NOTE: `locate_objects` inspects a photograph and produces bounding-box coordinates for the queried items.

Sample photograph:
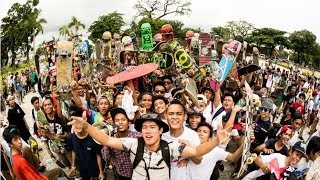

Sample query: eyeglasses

[155,90,165,94]
[260,108,270,112]
[141,113,159,119]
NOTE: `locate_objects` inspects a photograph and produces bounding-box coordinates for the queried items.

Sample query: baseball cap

[110,107,130,121]
[197,94,208,104]
[260,99,273,110]
[292,141,308,158]
[312,90,318,96]
[276,125,292,137]
[135,113,169,133]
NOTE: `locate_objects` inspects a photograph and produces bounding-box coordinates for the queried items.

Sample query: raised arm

[226,144,243,162]
[213,89,221,108]
[70,81,87,111]
[224,105,241,132]
[69,112,123,150]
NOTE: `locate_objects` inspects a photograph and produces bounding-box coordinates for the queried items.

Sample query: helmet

[161,24,173,35]
[153,33,162,42]
[186,31,195,39]
[113,33,121,39]
[102,31,112,40]
[122,36,132,46]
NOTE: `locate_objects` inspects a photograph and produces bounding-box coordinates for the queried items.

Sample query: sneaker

[55,160,66,168]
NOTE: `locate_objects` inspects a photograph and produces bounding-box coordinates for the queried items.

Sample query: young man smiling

[68,110,230,180]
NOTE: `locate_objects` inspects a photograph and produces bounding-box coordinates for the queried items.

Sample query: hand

[138,107,147,116]
[177,159,189,167]
[216,124,231,144]
[68,111,88,133]
[232,105,242,113]
[261,163,271,174]
[179,140,191,146]
[69,166,76,176]
[70,80,78,91]
[99,172,105,180]
[263,148,274,154]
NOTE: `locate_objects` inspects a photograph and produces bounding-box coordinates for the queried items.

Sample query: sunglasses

[260,108,270,112]
[141,113,159,119]
[155,90,165,94]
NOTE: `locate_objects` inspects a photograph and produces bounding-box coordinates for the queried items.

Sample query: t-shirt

[120,138,184,180]
[188,147,228,180]
[12,153,48,180]
[46,114,68,136]
[29,72,37,83]
[162,126,200,180]
[67,134,101,177]
[264,138,289,156]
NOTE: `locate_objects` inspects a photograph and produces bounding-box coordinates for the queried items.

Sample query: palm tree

[68,16,85,34]
[59,25,70,40]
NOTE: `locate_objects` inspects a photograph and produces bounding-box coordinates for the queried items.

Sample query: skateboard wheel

[246,157,254,164]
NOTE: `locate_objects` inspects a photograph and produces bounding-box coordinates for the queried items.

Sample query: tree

[134,0,191,20]
[289,29,317,64]
[88,12,125,42]
[225,20,254,39]
[249,28,289,57]
[59,25,71,40]
[211,26,231,40]
[68,16,85,34]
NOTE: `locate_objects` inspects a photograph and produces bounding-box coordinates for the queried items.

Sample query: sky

[1,0,320,47]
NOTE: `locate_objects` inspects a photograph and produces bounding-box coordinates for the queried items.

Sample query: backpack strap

[132,137,145,170]
[211,106,224,124]
[159,140,170,174]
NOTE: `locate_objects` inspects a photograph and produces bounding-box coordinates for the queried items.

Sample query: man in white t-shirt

[162,101,202,180]
[187,122,243,180]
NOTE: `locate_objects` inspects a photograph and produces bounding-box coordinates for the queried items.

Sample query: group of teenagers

[1,59,320,180]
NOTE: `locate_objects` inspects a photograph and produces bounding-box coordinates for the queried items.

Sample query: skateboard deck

[130,32,139,50]
[92,121,117,144]
[152,41,166,51]
[77,41,91,79]
[141,23,153,51]
[37,111,65,153]
[119,50,174,69]
[184,78,199,108]
[28,136,39,159]
[106,63,159,84]
[56,41,73,97]
[237,81,259,178]
[238,64,260,76]
[199,33,212,65]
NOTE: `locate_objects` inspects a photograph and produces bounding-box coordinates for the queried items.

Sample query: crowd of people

[1,46,320,180]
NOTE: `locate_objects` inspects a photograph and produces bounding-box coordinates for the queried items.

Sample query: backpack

[132,137,171,179]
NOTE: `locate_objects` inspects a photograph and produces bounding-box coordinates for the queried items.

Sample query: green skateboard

[28,136,39,159]
[141,23,153,51]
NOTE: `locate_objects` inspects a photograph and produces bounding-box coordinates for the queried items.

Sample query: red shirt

[12,153,48,180]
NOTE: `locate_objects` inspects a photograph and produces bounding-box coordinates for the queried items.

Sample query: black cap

[110,107,130,121]
[292,141,308,158]
[201,87,214,94]
[135,113,169,133]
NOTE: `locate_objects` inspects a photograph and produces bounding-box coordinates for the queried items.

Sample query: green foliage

[68,16,85,34]
[248,28,289,56]
[88,12,125,42]
[211,26,231,40]
[59,25,71,40]
[225,20,254,38]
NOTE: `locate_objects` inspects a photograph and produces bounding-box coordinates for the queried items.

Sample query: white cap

[197,94,207,104]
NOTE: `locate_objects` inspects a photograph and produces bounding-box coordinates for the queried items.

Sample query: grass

[0,61,36,94]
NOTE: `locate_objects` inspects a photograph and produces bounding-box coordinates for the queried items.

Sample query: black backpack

[132,137,171,179]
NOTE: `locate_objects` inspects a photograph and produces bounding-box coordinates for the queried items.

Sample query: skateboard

[28,136,39,159]
[37,111,65,153]
[161,24,174,41]
[106,63,159,84]
[167,39,206,81]
[198,33,212,65]
[100,84,116,107]
[185,30,195,53]
[183,78,199,108]
[237,64,261,76]
[209,40,241,91]
[130,32,139,50]
[141,23,154,51]
[122,36,135,50]
[101,31,112,61]
[35,55,40,74]
[252,47,259,65]
[237,81,260,178]
[77,40,92,79]
[216,41,224,61]
[152,41,166,51]
[119,50,174,69]
[92,121,117,144]
[56,41,73,99]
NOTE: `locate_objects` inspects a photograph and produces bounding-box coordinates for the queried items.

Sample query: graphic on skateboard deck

[199,33,212,65]
[37,111,65,153]
[77,40,91,79]
[119,50,174,69]
[209,40,242,90]
[56,41,73,97]
[237,81,260,178]
[184,78,200,108]
[237,64,261,76]
[92,121,117,144]
[101,31,112,61]
[106,63,159,84]
[141,23,154,51]
[28,136,39,159]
